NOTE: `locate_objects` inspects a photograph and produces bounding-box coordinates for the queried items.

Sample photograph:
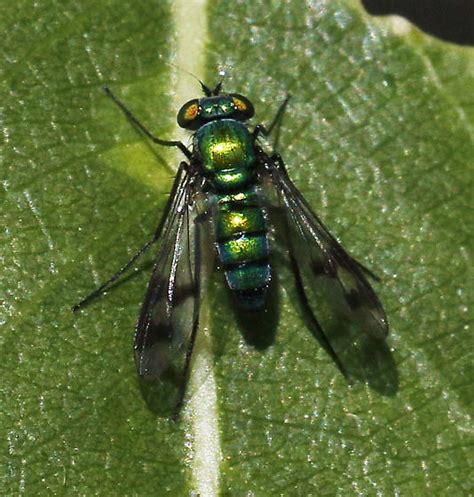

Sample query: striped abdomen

[214,189,270,310]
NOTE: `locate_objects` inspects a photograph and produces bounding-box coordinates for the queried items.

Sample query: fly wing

[134,171,200,382]
[262,153,388,340]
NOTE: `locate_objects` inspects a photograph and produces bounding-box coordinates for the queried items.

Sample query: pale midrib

[171,1,221,496]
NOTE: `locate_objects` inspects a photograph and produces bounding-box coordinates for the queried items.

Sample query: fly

[73,82,388,417]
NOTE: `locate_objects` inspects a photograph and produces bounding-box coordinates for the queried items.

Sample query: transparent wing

[134,170,201,383]
[262,153,388,340]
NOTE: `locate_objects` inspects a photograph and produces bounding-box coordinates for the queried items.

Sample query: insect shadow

[273,213,399,397]
[301,299,399,396]
[137,280,280,418]
[138,367,186,418]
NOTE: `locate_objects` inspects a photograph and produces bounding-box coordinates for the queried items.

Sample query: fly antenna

[199,81,213,96]
[166,61,213,95]
[212,80,223,95]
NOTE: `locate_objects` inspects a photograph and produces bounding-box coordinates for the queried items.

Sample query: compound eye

[231,94,254,119]
[177,99,200,128]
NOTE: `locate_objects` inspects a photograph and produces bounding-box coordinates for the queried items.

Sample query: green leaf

[2,0,472,495]
[206,2,473,495]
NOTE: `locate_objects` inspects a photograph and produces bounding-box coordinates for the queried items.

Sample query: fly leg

[288,245,351,381]
[72,162,189,312]
[103,86,193,160]
[253,94,291,152]
[73,238,157,312]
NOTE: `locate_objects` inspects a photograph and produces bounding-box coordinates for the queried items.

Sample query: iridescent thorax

[194,120,255,190]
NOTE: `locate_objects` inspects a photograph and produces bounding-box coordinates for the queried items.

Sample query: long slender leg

[172,212,203,421]
[103,86,193,160]
[253,95,291,152]
[72,162,189,312]
[275,179,349,380]
[288,247,350,380]
[72,238,157,312]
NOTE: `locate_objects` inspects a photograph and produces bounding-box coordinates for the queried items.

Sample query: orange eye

[177,98,201,129]
[184,103,199,121]
[230,94,254,120]
[232,97,247,112]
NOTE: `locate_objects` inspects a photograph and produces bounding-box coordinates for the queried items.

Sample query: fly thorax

[194,119,256,191]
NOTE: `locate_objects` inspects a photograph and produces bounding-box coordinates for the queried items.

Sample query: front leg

[104,86,193,160]
[72,162,190,312]
[252,95,291,152]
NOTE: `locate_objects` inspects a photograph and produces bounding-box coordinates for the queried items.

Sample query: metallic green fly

[73,82,388,416]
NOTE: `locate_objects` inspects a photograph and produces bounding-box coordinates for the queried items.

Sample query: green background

[2,0,472,495]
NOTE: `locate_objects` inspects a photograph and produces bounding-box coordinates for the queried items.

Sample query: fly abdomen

[214,201,271,310]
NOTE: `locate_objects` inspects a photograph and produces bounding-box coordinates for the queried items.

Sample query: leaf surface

[2,0,472,495]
